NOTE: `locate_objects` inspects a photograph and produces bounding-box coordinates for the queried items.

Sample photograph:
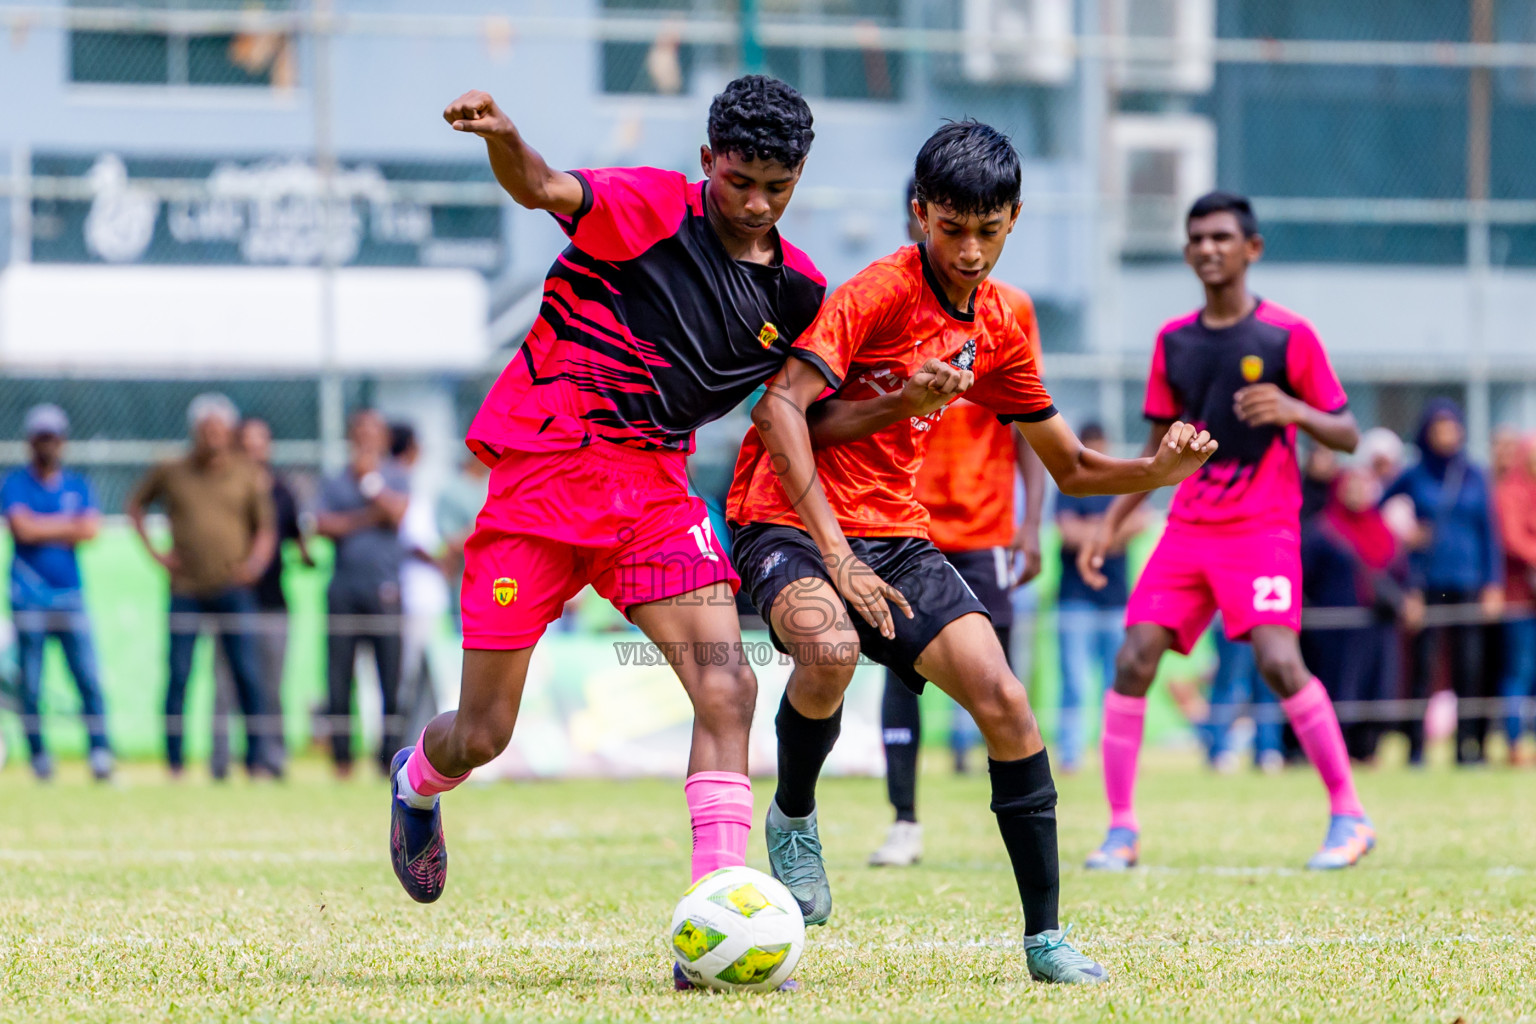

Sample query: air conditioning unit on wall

[1108,113,1215,255]
[1107,0,1215,93]
[961,0,1074,85]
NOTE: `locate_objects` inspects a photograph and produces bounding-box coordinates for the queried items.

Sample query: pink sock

[1282,678,1365,818]
[1101,691,1146,832]
[684,771,753,883]
[405,730,469,797]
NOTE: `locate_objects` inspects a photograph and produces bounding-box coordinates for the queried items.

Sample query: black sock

[989,749,1060,935]
[774,690,842,819]
[881,672,920,823]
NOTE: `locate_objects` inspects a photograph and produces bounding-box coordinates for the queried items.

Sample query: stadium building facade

[0,0,1534,505]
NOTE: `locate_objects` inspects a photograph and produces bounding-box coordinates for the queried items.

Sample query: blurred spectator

[315,410,409,777]
[1200,625,1282,773]
[1301,463,1409,763]
[1493,433,1536,765]
[209,418,313,778]
[1383,399,1504,766]
[1053,422,1146,772]
[1,405,112,782]
[1492,426,1523,480]
[127,393,280,779]
[1300,444,1340,520]
[436,452,490,631]
[390,423,450,740]
[1358,427,1415,540]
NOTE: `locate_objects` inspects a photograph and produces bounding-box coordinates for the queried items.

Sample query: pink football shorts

[460,442,738,650]
[1125,520,1303,655]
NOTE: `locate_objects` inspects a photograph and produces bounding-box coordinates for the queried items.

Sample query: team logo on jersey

[1240,354,1264,382]
[757,322,780,349]
[493,577,518,606]
[948,338,977,372]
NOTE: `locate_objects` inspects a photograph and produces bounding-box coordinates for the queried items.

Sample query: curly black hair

[913,119,1021,218]
[707,75,814,169]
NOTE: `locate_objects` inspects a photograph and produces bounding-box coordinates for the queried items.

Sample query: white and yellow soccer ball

[670,865,805,992]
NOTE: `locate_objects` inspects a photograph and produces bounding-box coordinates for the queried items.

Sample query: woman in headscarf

[1381,399,1504,765]
[1493,434,1536,765]
[1300,463,1409,762]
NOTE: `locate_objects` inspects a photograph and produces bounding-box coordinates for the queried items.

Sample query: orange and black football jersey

[727,245,1056,538]
[917,282,1042,552]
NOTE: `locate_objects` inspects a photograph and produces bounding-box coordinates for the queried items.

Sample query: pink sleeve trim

[780,236,827,287]
[562,166,689,263]
[1260,301,1350,413]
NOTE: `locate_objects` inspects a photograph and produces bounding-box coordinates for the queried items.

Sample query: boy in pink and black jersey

[389,78,828,910]
[389,76,825,911]
[1077,191,1375,872]
[384,77,970,995]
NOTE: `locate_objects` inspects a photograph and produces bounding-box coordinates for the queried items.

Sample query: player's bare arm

[444,90,585,215]
[805,358,972,447]
[1018,414,1214,500]
[1233,383,1360,452]
[752,357,914,638]
[1012,431,1046,584]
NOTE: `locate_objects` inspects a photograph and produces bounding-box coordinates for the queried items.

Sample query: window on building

[68,0,297,89]
[599,0,905,101]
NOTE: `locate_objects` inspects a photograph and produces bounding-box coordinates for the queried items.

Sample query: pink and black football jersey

[466,167,826,461]
[1144,299,1347,528]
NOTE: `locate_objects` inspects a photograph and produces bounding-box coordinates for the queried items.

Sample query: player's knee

[454,717,513,768]
[968,673,1038,745]
[1113,641,1158,695]
[692,662,757,735]
[789,640,858,707]
[1253,646,1308,698]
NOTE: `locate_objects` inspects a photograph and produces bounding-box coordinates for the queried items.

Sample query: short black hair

[1079,421,1106,443]
[1187,190,1259,238]
[707,75,814,169]
[912,119,1021,218]
[388,422,417,459]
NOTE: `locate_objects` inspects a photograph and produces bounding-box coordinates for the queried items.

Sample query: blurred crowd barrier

[7,2,1536,774]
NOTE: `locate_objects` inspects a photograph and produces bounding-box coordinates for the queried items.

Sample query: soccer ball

[669,866,805,992]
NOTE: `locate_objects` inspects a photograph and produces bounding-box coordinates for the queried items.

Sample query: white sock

[395,764,437,810]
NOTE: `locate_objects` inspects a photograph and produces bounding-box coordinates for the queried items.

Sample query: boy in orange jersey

[727,120,1217,983]
[868,180,1049,868]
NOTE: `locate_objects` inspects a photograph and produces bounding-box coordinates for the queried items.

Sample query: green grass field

[4,754,1532,1024]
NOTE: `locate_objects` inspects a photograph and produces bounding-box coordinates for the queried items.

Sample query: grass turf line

[2,756,1533,1023]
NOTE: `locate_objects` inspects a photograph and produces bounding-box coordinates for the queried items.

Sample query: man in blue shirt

[1,404,112,781]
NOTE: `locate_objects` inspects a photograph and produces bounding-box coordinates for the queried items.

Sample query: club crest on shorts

[1240,354,1264,382]
[757,322,780,349]
[948,338,976,372]
[761,550,785,574]
[493,577,518,606]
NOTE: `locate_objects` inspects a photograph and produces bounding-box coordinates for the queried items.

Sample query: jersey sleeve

[1285,319,1349,413]
[0,472,19,513]
[997,283,1044,368]
[965,304,1058,423]
[1143,330,1180,420]
[789,263,909,389]
[551,167,689,263]
[778,238,829,342]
